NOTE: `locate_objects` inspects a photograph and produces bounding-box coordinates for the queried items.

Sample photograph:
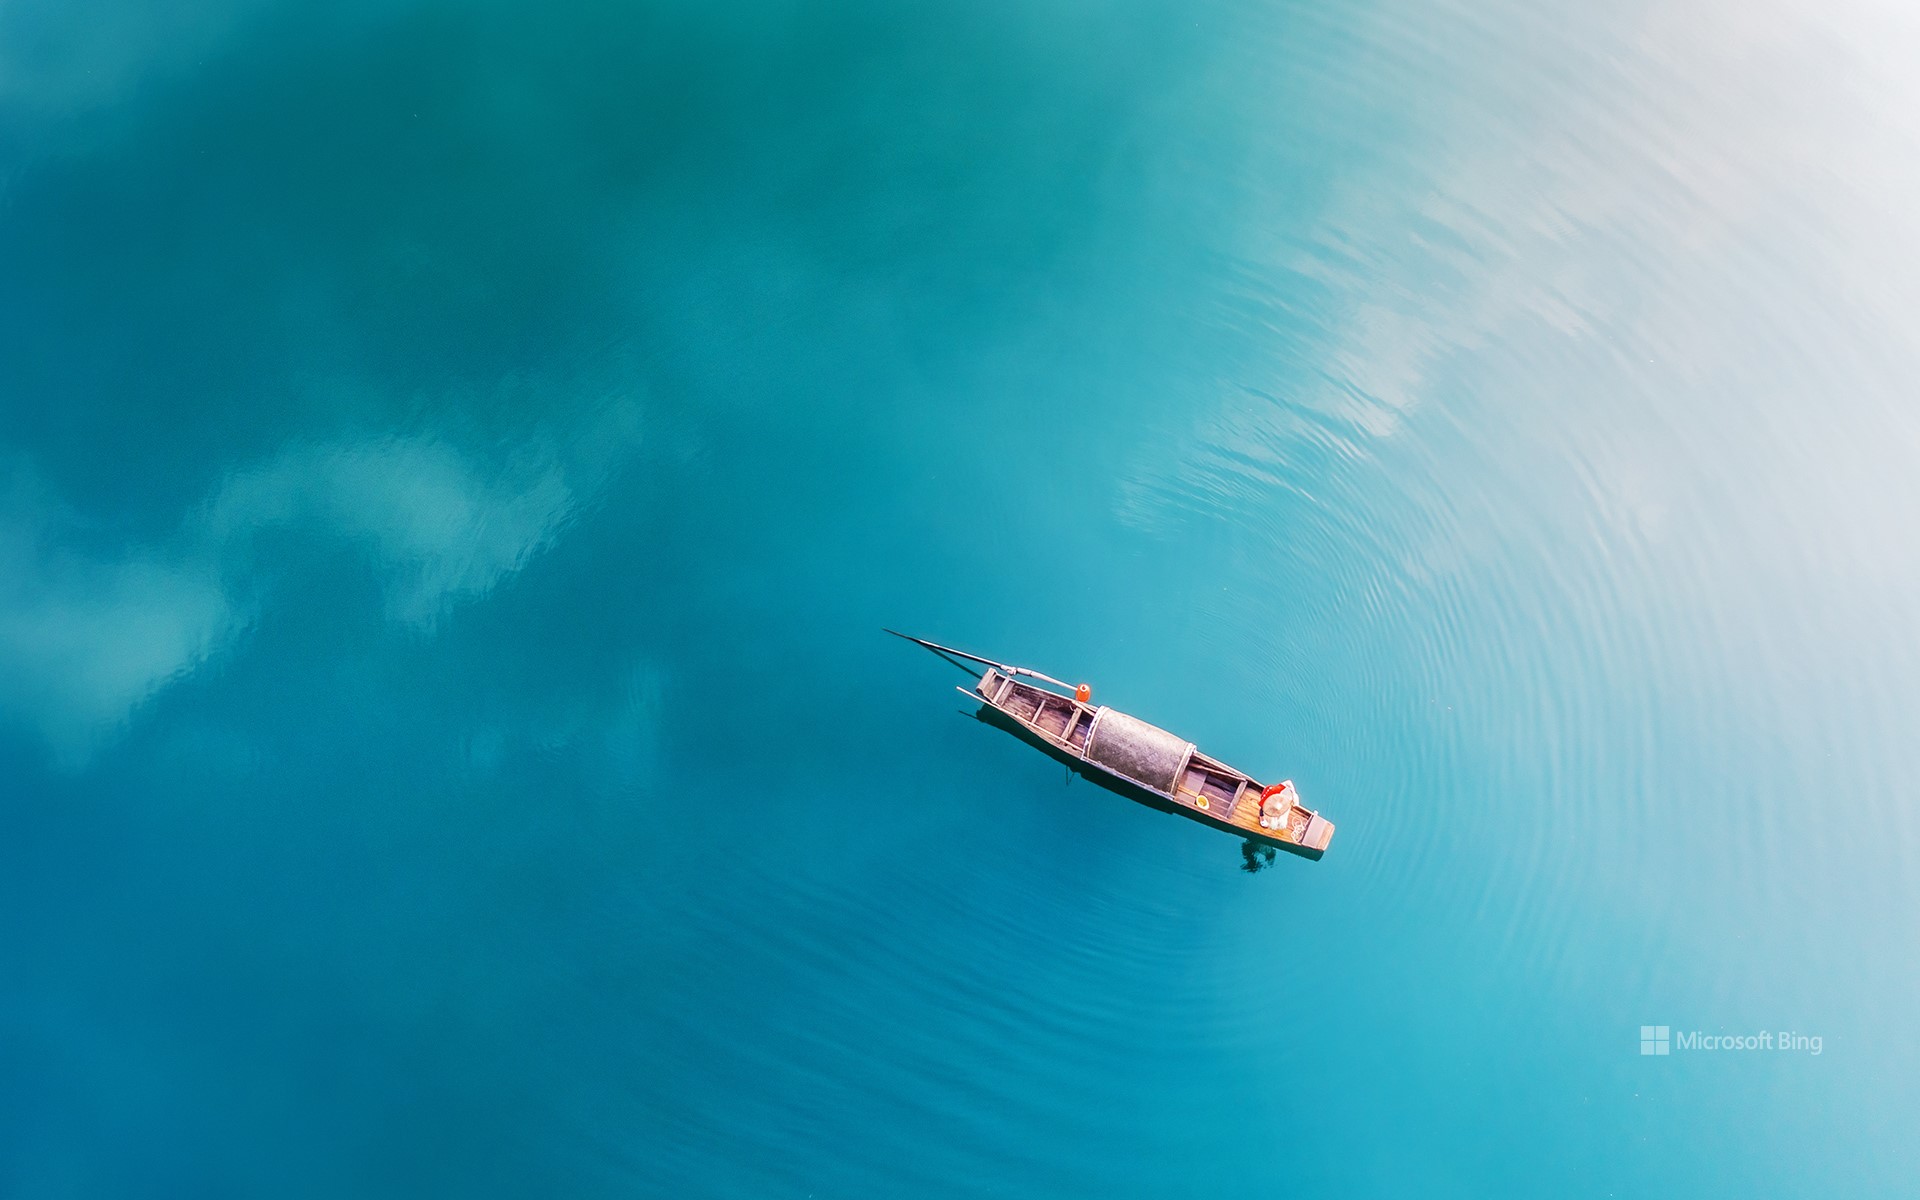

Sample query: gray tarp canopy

[1084,708,1193,794]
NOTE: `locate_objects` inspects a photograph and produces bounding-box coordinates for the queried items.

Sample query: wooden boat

[890,632,1334,859]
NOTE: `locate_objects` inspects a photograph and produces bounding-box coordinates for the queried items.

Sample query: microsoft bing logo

[1636,1024,1822,1055]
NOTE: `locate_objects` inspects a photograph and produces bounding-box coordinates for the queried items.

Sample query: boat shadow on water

[1239,841,1280,873]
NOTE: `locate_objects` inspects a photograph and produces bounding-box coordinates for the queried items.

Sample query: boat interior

[987,673,1286,813]
[1179,755,1246,811]
[968,660,1332,856]
[999,679,1095,751]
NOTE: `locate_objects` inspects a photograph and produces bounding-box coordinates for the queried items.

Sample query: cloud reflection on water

[0,420,629,763]
[0,482,239,765]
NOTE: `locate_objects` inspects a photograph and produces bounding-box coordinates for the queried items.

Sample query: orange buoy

[1074,683,1091,703]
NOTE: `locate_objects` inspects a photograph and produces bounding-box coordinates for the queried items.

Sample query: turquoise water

[4,0,1919,1194]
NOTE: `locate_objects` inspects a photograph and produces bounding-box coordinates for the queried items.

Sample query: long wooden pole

[883,630,1077,692]
[883,629,1002,668]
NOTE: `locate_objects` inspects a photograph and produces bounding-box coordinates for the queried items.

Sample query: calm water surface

[3,0,1918,1195]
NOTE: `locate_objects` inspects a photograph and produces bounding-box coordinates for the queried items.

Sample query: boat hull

[977,702,1328,859]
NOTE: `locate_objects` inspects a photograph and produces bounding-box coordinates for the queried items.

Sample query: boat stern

[1298,811,1335,855]
[1255,780,1335,859]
